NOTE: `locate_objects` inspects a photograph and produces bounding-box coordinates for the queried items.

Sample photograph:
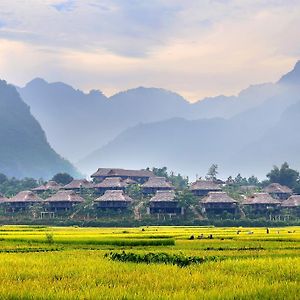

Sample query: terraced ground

[0,226,299,299]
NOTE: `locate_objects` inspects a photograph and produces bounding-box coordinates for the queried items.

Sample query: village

[0,167,299,223]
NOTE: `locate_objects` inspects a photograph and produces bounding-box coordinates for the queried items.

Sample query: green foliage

[267,162,299,189]
[149,167,188,189]
[0,176,40,197]
[125,184,142,199]
[45,232,54,244]
[52,173,73,185]
[105,251,221,267]
[175,189,197,208]
[206,164,218,180]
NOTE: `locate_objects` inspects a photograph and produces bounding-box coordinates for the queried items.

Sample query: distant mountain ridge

[0,80,79,179]
[78,61,300,178]
[17,60,300,177]
[18,76,282,163]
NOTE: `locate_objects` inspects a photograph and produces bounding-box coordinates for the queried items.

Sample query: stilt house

[91,168,154,183]
[148,190,183,215]
[45,190,85,211]
[200,192,237,215]
[32,180,62,193]
[94,190,133,211]
[142,176,174,195]
[4,191,43,212]
[190,180,222,197]
[263,183,293,200]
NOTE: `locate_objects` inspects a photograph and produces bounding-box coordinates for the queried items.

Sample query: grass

[0,225,298,299]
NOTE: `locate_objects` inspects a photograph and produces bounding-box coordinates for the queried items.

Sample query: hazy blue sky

[0,0,299,101]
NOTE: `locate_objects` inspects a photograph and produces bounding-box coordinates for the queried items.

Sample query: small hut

[32,180,62,193]
[4,191,43,212]
[44,190,85,212]
[263,183,293,200]
[148,190,183,215]
[142,177,174,195]
[63,179,93,192]
[200,192,238,215]
[91,168,154,183]
[190,180,222,197]
[94,190,133,211]
[242,193,280,217]
[94,177,126,194]
[281,195,300,217]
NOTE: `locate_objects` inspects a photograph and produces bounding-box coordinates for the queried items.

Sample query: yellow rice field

[0,226,299,299]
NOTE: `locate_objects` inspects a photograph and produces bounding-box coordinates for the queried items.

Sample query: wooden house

[32,180,62,193]
[4,191,43,212]
[94,190,133,211]
[242,193,280,216]
[200,192,238,215]
[148,190,183,215]
[44,190,84,212]
[190,180,222,197]
[91,168,154,183]
[142,176,174,195]
[263,183,293,200]
[281,195,300,217]
[63,179,94,192]
[94,177,127,194]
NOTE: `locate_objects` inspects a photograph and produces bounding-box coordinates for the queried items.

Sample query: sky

[0,0,299,101]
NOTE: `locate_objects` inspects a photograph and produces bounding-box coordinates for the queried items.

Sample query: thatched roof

[123,178,138,185]
[95,190,133,202]
[32,180,62,192]
[94,177,126,188]
[142,177,174,189]
[91,168,154,178]
[201,192,237,204]
[263,183,293,194]
[63,179,93,190]
[45,190,85,203]
[150,190,176,202]
[190,180,222,191]
[242,193,281,205]
[6,191,43,203]
[281,195,300,207]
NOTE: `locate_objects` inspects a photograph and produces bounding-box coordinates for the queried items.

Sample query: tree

[206,164,218,181]
[151,167,168,178]
[52,173,73,185]
[247,176,259,186]
[0,173,7,184]
[175,190,197,208]
[266,162,299,188]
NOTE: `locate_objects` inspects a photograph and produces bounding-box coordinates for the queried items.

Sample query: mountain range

[16,60,300,178]
[0,80,79,179]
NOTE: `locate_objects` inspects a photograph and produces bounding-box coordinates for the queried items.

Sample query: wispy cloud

[0,0,299,100]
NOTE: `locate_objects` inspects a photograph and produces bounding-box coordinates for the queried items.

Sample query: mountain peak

[25,77,48,87]
[278,60,300,85]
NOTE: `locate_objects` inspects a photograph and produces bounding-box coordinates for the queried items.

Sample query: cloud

[0,1,299,100]
[51,0,76,12]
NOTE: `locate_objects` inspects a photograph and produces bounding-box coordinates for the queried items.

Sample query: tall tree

[206,164,218,181]
[266,162,299,188]
[52,173,73,185]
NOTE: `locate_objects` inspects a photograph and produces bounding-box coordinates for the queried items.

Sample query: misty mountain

[79,61,300,178]
[0,80,78,179]
[18,82,193,161]
[17,70,288,163]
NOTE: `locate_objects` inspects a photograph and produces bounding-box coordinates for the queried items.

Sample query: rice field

[0,225,299,299]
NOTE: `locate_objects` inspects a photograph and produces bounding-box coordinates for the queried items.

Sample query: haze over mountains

[14,60,300,179]
[0,80,79,179]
